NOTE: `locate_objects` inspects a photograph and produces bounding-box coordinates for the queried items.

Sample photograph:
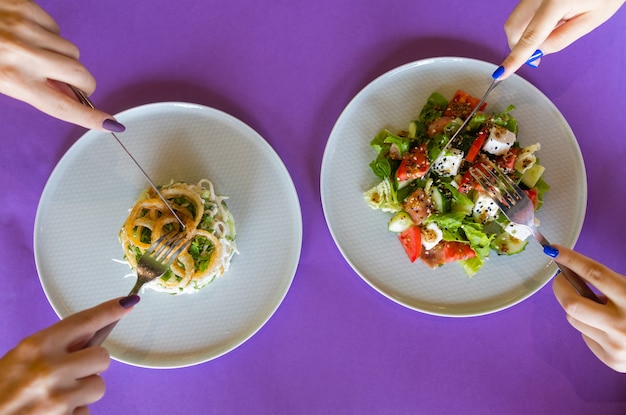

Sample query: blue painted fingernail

[525,49,543,67]
[543,245,559,258]
[492,66,505,80]
[102,118,126,132]
[119,295,140,309]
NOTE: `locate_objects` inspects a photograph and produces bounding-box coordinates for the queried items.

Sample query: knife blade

[425,51,543,177]
[68,85,186,230]
[428,78,500,173]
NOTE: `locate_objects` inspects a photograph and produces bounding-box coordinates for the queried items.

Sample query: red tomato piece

[420,241,475,268]
[397,159,409,181]
[442,241,476,263]
[524,187,539,209]
[458,170,481,193]
[465,129,488,162]
[444,90,487,119]
[495,147,519,173]
[399,226,421,262]
[397,144,429,181]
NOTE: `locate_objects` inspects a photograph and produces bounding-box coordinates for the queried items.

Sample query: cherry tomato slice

[397,145,429,181]
[399,226,421,262]
[466,130,488,163]
[444,90,487,119]
[442,241,476,263]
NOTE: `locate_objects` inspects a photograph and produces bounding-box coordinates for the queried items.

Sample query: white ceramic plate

[321,57,586,317]
[34,102,302,368]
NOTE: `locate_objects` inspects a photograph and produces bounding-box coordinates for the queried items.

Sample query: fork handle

[532,230,602,304]
[555,263,602,304]
[83,320,119,348]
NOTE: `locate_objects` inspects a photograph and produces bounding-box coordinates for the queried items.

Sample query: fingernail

[492,66,505,80]
[543,245,559,258]
[102,118,126,132]
[525,49,544,68]
[119,294,140,309]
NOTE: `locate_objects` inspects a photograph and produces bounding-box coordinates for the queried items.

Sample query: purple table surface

[2,1,626,414]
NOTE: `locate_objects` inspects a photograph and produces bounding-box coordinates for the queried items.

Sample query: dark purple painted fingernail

[119,295,140,308]
[102,118,125,132]
[543,245,559,258]
[492,66,505,80]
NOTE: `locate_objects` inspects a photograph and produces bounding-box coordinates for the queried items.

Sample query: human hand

[547,244,626,372]
[0,0,124,131]
[0,295,140,415]
[497,0,626,79]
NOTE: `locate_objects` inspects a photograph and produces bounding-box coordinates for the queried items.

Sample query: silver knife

[425,50,544,176]
[431,78,500,168]
[68,85,186,230]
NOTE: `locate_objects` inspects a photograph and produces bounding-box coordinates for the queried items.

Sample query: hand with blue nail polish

[549,244,626,373]
[0,0,122,132]
[0,296,138,414]
[497,0,625,79]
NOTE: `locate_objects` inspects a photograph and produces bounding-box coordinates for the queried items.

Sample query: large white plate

[34,102,302,368]
[321,57,586,317]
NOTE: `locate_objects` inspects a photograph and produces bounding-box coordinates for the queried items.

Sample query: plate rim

[34,101,303,367]
[320,56,587,317]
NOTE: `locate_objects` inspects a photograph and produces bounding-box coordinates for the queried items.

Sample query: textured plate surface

[321,57,586,317]
[35,102,302,367]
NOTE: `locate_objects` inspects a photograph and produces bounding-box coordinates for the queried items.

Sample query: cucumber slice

[491,232,528,255]
[521,164,545,188]
[430,186,449,213]
[408,121,418,139]
[388,211,414,233]
[451,192,474,216]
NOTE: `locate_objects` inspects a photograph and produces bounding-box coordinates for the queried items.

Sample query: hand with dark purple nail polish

[0,297,137,413]
[0,0,118,131]
[103,118,126,133]
[119,294,141,308]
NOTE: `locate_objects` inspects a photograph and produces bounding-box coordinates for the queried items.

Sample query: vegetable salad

[364,90,550,276]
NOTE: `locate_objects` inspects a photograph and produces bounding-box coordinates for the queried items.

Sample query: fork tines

[149,231,190,264]
[470,161,521,209]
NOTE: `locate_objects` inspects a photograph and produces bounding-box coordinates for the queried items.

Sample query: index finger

[551,245,626,302]
[41,296,139,348]
[499,2,563,78]
[16,80,122,131]
[30,87,121,131]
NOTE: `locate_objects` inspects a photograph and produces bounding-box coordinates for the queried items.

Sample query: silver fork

[84,231,192,347]
[470,159,601,303]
